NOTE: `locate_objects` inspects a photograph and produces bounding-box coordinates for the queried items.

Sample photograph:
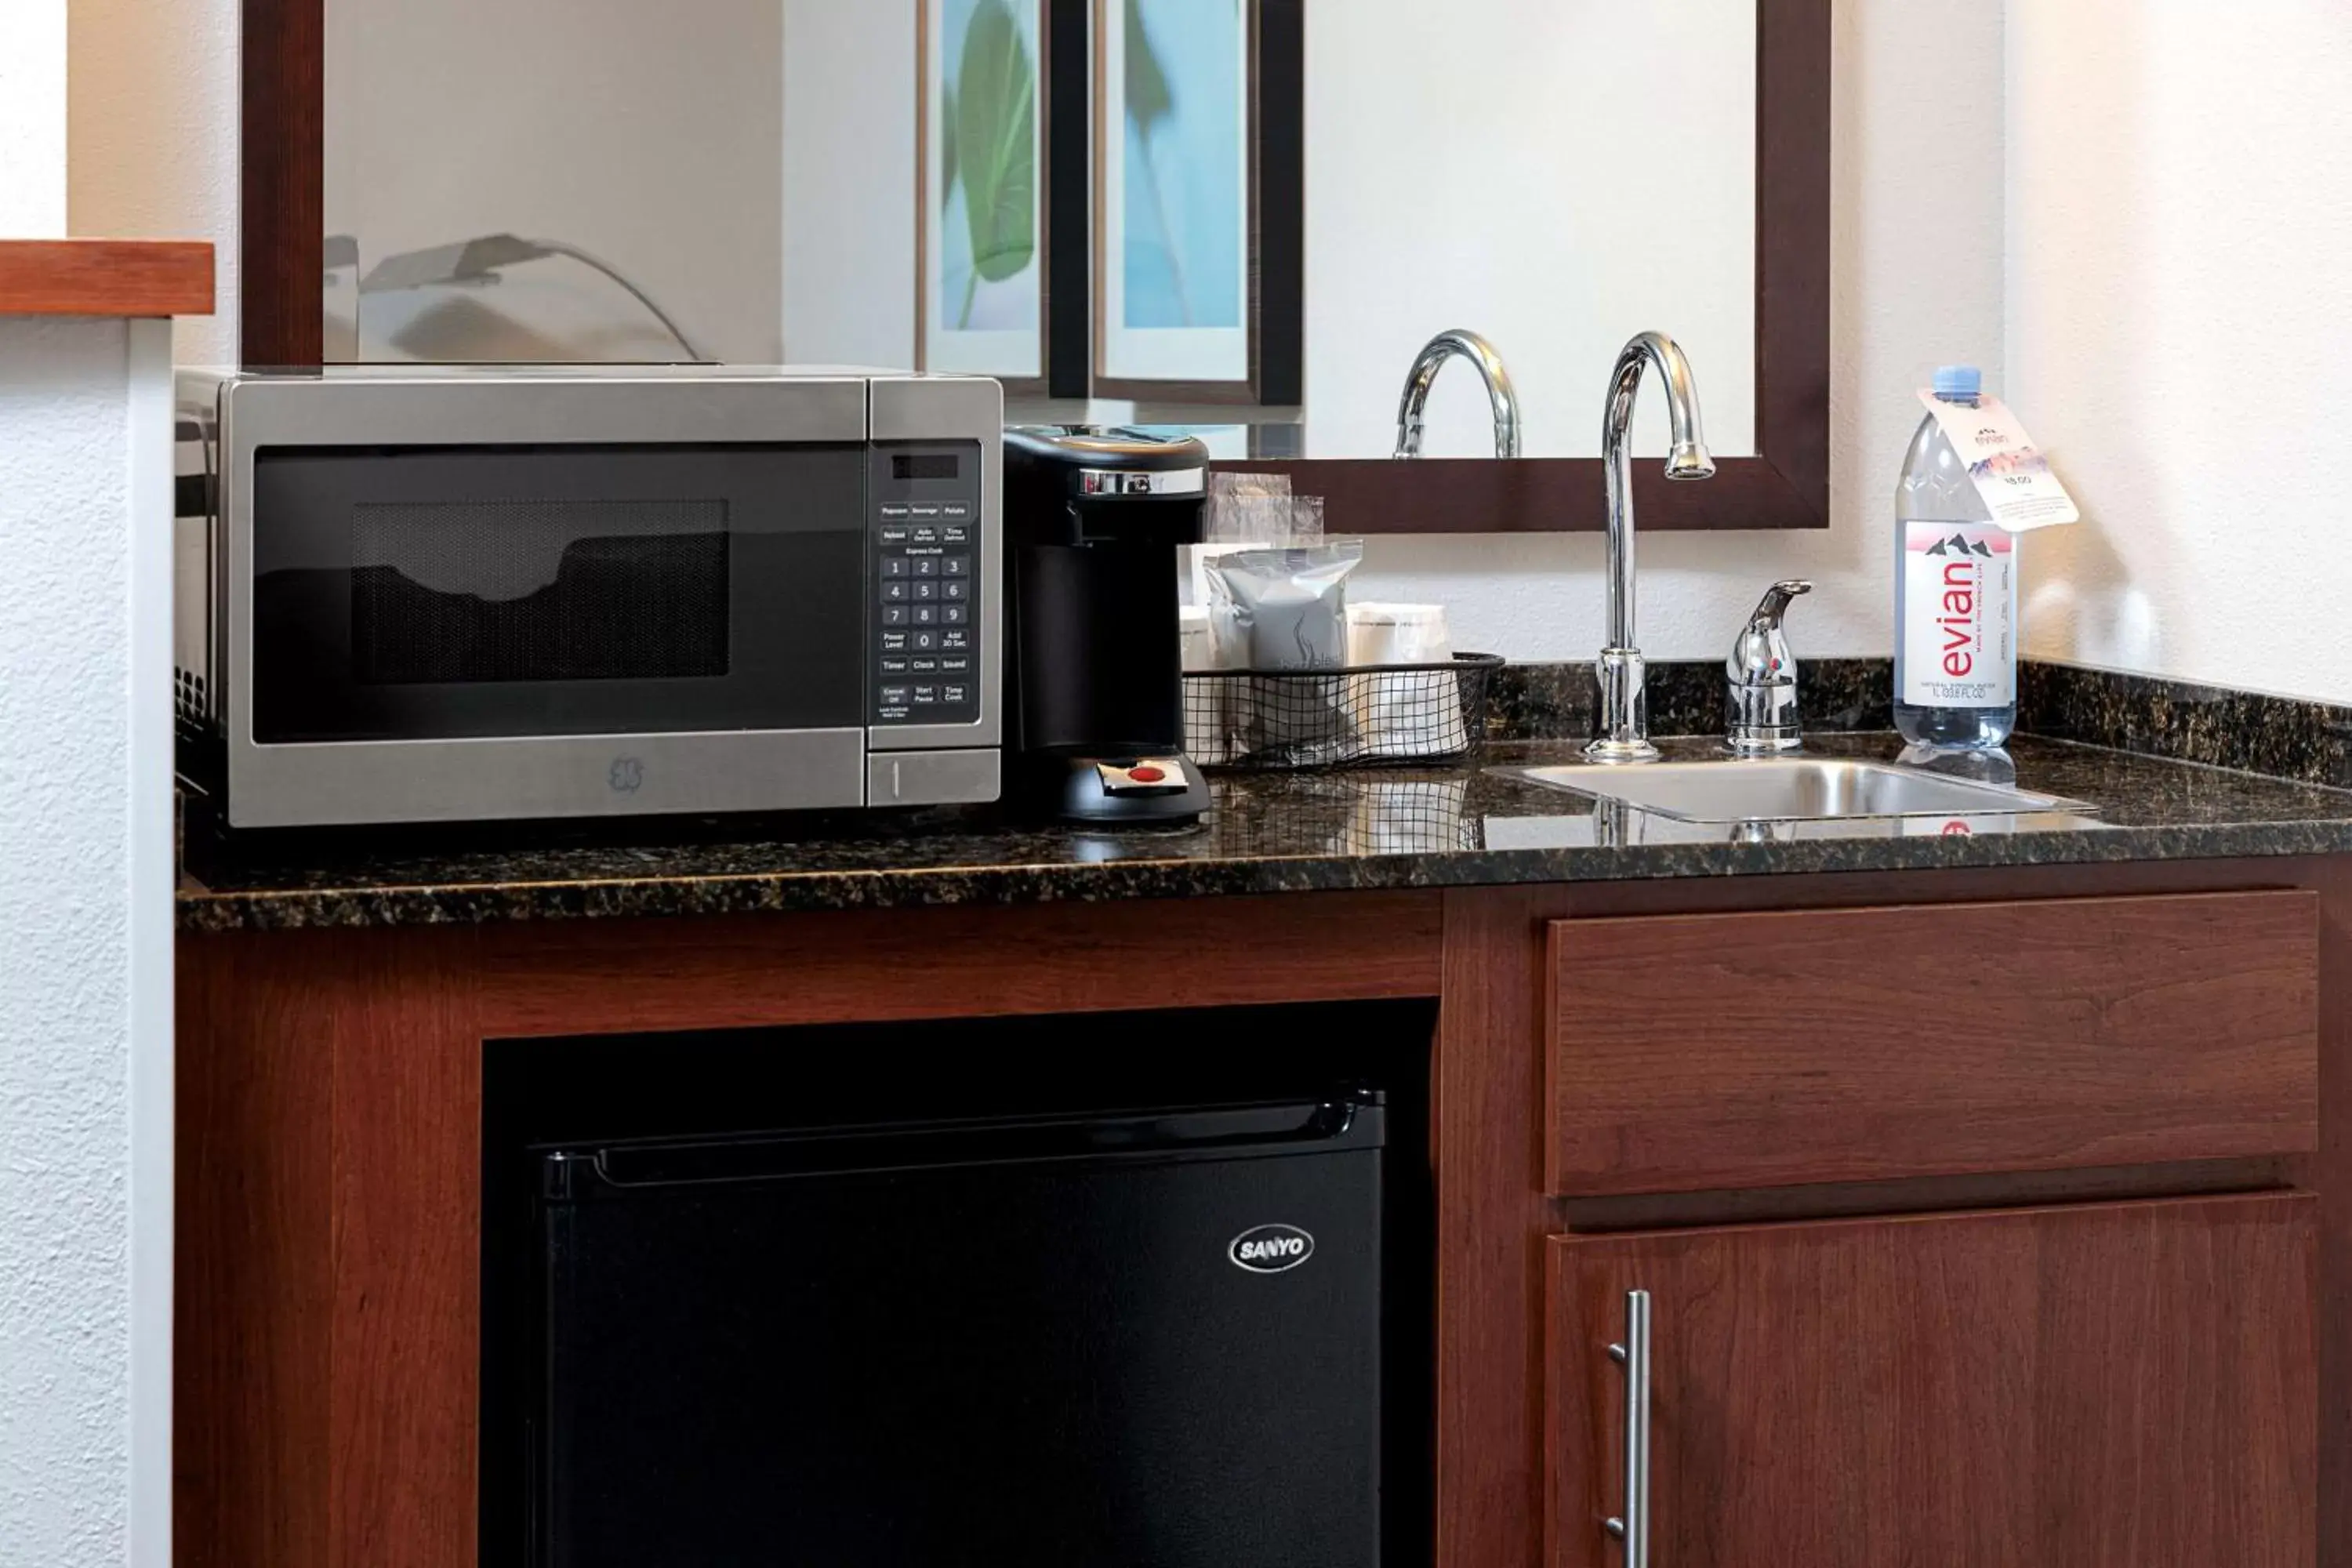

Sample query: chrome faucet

[1726,579,1812,754]
[1586,330,1715,763]
[1394,330,1522,459]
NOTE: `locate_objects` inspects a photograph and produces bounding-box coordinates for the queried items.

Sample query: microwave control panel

[869,442,985,728]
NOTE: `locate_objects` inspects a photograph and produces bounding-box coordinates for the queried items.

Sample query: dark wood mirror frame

[239,0,1825,534]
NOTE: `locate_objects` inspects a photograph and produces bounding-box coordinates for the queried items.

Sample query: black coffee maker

[1003,426,1213,824]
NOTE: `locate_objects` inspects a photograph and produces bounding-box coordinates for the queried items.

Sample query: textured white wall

[0,316,178,1568]
[1,0,67,235]
[1350,0,2009,662]
[68,0,242,365]
[2007,0,2352,704]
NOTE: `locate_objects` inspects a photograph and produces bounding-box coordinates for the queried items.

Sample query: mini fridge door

[529,1094,1387,1568]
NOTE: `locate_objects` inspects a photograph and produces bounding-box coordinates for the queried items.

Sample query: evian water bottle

[1894,365,2016,748]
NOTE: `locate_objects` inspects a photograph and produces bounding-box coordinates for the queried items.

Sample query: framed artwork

[1094,0,1301,404]
[918,0,1051,389]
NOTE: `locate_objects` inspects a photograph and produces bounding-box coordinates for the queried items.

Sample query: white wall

[19,19,191,1568]
[0,316,178,1568]
[1351,0,2008,662]
[2007,0,2352,705]
[1,0,68,235]
[69,0,241,365]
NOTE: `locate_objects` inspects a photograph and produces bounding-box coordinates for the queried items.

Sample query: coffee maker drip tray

[1022,752,1212,825]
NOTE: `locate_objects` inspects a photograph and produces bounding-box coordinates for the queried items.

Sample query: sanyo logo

[1228,1224,1316,1274]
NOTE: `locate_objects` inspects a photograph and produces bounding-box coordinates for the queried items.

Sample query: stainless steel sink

[1508,757,2089,823]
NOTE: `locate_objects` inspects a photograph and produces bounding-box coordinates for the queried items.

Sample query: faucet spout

[1394,329,1523,459]
[1587,330,1715,763]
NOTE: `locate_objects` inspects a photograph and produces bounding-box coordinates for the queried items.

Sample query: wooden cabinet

[176,864,2352,1568]
[1548,1192,2318,1568]
[1547,891,2321,1194]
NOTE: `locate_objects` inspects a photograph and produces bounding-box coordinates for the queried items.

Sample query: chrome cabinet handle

[1604,1288,1651,1566]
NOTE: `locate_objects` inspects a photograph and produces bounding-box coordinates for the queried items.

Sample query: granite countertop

[178,730,2352,931]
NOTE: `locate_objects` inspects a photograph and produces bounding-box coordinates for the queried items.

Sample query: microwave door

[234,441,870,825]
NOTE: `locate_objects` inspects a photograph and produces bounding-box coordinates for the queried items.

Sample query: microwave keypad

[870,448,982,728]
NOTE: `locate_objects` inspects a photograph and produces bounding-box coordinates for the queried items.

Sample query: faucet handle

[1744,579,1813,634]
[1726,579,1812,755]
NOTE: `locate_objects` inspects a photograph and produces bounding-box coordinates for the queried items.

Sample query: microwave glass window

[350,498,731,686]
[249,444,865,744]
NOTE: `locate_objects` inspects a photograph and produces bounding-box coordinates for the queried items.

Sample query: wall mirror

[249,0,1828,532]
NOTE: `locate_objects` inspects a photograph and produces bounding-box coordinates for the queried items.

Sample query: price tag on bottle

[1917,390,2080,532]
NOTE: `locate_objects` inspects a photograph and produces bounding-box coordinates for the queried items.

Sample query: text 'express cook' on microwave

[173,367,1004,829]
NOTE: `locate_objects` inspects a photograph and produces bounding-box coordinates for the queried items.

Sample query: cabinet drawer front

[1547,890,2318,1194]
[1546,1193,2318,1568]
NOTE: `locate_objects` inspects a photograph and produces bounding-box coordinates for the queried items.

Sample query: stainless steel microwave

[174,366,1002,829]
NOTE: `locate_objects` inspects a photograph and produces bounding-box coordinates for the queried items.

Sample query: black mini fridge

[526,1091,1389,1568]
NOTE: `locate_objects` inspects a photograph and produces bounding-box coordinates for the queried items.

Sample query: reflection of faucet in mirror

[1586,330,1715,763]
[1393,330,1522,459]
[358,234,712,363]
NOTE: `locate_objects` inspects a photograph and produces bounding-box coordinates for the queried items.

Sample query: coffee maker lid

[1004,425,1211,480]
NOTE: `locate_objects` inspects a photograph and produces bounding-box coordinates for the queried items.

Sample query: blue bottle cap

[1933,365,1983,398]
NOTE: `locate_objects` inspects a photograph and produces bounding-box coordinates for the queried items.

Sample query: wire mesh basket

[1183,652,1503,771]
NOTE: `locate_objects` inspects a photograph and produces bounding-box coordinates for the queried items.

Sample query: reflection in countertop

[176,732,2352,932]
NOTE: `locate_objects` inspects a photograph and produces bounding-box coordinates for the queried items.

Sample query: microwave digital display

[891,453,960,482]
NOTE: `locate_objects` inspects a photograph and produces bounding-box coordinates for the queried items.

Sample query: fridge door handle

[1604,1288,1651,1566]
[571,1091,1382,1191]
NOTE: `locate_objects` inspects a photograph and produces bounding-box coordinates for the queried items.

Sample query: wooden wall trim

[240,0,321,365]
[0,241,213,317]
[1229,452,1820,536]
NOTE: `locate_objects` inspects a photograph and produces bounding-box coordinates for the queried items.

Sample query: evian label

[1916,391,2080,532]
[1901,524,2013,708]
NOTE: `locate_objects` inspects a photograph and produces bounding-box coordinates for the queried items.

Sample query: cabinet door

[1548,1192,2316,1568]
